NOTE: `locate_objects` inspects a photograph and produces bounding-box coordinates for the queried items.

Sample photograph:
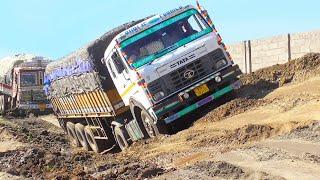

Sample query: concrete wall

[227,29,320,73]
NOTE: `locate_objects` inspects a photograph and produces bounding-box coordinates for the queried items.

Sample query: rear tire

[66,122,81,147]
[0,95,8,116]
[75,123,91,151]
[0,96,3,115]
[113,126,131,151]
[84,126,115,153]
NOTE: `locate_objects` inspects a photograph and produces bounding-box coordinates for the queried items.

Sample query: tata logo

[183,69,195,79]
[170,54,196,69]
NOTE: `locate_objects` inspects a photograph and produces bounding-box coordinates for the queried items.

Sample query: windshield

[21,72,37,86]
[121,9,212,69]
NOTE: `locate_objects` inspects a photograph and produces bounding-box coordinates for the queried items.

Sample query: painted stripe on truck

[120,82,137,98]
[164,80,241,124]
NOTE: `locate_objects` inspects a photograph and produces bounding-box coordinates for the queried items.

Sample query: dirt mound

[203,124,275,147]
[96,161,166,179]
[196,53,320,124]
[185,161,245,179]
[278,121,320,143]
[0,127,15,141]
[240,53,320,98]
[201,98,268,122]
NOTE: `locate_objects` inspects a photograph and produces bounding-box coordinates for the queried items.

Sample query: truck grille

[169,59,206,89]
[148,48,226,102]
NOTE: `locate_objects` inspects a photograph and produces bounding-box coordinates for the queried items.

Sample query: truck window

[111,50,126,74]
[188,14,206,32]
[21,72,37,86]
[121,9,211,69]
[38,71,44,85]
[107,61,116,78]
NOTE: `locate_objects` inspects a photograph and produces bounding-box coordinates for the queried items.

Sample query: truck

[0,54,52,116]
[45,4,242,153]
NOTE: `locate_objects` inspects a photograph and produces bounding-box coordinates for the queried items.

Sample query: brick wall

[227,29,320,73]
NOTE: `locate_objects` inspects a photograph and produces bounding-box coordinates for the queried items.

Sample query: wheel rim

[87,132,95,145]
[67,129,77,146]
[143,115,156,138]
[116,134,126,149]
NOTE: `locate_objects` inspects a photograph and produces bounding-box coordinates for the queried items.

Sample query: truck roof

[0,54,50,84]
[115,5,195,44]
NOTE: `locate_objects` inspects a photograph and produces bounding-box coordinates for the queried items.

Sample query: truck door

[108,48,133,104]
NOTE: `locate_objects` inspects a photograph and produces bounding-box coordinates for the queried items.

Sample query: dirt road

[0,53,320,179]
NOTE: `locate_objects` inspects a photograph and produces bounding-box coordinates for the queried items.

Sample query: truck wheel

[84,126,111,153]
[0,95,8,116]
[66,122,81,147]
[75,123,91,151]
[141,110,160,138]
[0,96,3,115]
[113,126,131,151]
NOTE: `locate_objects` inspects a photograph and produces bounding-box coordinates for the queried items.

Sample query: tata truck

[0,54,52,116]
[45,4,242,153]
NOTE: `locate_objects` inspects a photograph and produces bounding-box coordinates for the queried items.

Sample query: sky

[0,0,319,60]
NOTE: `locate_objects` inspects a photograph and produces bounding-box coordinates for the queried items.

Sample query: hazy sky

[0,0,319,60]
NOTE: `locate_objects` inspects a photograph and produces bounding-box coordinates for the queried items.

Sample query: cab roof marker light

[136,72,142,79]
[226,52,233,60]
[137,79,148,88]
[196,0,234,63]
[221,42,228,51]
[196,0,202,11]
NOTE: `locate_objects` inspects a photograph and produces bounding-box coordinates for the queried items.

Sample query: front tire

[113,126,131,151]
[141,110,160,138]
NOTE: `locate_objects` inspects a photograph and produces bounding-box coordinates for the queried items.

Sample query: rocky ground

[0,53,320,179]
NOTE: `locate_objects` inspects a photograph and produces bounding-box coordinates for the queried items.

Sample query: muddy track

[0,118,170,179]
[0,53,320,179]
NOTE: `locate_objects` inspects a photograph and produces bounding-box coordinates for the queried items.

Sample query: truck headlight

[153,91,165,101]
[215,59,227,69]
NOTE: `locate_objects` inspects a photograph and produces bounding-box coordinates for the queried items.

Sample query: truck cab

[0,56,52,116]
[104,5,242,137]
[13,66,51,115]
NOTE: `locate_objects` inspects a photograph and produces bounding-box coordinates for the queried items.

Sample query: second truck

[45,4,242,153]
[0,54,52,116]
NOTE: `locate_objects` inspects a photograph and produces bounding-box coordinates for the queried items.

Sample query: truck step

[94,136,109,140]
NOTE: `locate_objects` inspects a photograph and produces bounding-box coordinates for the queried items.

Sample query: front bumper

[152,64,242,124]
[164,80,241,124]
[18,103,52,111]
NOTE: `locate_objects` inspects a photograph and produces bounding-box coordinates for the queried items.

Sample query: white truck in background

[45,4,242,153]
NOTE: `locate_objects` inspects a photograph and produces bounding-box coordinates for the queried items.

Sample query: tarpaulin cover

[45,18,150,98]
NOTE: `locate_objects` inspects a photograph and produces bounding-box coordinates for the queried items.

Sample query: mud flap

[125,119,145,141]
